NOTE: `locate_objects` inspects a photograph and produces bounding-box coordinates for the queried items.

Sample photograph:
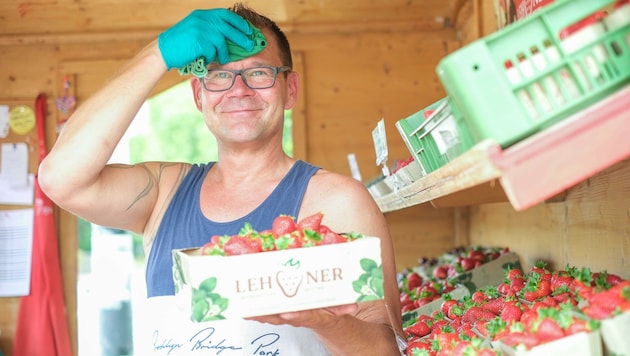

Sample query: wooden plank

[0,0,452,36]
[496,85,630,211]
[375,140,504,212]
[430,180,508,208]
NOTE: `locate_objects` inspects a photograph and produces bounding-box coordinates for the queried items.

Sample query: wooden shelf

[375,85,630,213]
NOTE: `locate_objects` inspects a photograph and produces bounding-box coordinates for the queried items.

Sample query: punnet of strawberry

[397,246,512,314]
[199,212,363,256]
[402,260,629,355]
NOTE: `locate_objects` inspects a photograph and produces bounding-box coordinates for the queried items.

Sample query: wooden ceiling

[0,0,457,37]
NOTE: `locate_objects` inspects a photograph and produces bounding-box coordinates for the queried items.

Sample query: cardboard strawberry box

[496,329,603,356]
[600,310,630,356]
[171,236,384,320]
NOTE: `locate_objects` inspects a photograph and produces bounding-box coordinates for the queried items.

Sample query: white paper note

[0,208,34,297]
[0,142,35,205]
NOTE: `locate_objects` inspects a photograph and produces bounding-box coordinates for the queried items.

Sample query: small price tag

[371,119,389,176]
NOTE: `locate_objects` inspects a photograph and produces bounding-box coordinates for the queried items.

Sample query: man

[39,3,404,355]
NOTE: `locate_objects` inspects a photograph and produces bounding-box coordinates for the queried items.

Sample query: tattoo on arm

[142,163,189,252]
[125,163,156,211]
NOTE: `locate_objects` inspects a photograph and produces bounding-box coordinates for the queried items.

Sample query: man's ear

[191,77,203,111]
[284,71,300,110]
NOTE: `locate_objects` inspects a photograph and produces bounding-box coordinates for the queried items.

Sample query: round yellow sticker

[9,105,36,135]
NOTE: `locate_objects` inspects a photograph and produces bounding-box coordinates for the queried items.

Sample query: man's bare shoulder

[309,168,371,198]
[301,168,385,233]
[140,161,192,187]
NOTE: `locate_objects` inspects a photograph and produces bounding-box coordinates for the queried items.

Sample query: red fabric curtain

[13,93,73,356]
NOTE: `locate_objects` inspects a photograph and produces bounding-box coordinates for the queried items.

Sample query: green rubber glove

[178,22,267,77]
[158,9,256,70]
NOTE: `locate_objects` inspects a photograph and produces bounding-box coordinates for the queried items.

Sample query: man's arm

[38,42,169,234]
[39,9,256,234]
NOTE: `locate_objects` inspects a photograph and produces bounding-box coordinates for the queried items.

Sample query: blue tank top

[146,160,320,297]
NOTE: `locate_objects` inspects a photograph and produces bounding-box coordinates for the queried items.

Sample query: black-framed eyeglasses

[201,66,291,92]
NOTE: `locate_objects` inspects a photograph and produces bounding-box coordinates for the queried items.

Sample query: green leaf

[303,229,322,242]
[214,296,229,312]
[352,279,367,294]
[360,258,377,272]
[199,277,217,292]
[192,289,208,302]
[191,299,209,322]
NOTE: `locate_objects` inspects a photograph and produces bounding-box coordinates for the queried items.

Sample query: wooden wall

[2,1,627,355]
[468,159,630,279]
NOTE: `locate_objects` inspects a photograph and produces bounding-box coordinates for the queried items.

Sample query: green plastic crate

[437,0,630,147]
[395,97,475,174]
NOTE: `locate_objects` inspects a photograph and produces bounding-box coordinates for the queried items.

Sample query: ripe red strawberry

[474,319,489,337]
[509,277,526,293]
[482,297,505,315]
[592,271,623,288]
[519,310,538,330]
[457,323,476,339]
[419,285,439,302]
[460,257,477,271]
[447,303,464,320]
[582,302,614,320]
[471,290,488,304]
[585,282,630,319]
[568,266,594,300]
[431,319,449,334]
[271,214,296,236]
[468,249,487,263]
[500,302,522,323]
[274,231,303,250]
[449,315,463,331]
[405,338,433,354]
[462,306,496,324]
[405,319,431,338]
[223,235,262,255]
[434,328,459,351]
[552,291,577,306]
[297,211,324,231]
[400,293,415,312]
[200,235,228,255]
[441,296,458,315]
[530,261,551,280]
[565,317,598,335]
[406,272,423,291]
[550,270,574,292]
[497,282,516,297]
[534,317,565,343]
[317,227,346,245]
[521,272,552,301]
[540,295,558,307]
[529,301,548,313]
[499,331,540,350]
[505,267,524,282]
[451,341,479,356]
[433,265,448,279]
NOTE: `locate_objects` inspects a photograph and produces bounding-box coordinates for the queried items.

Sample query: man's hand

[247,304,359,329]
[158,9,255,69]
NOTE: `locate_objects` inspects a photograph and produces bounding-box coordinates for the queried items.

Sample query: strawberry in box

[171,213,384,320]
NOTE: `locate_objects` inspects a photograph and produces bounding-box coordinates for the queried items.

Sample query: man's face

[192,29,298,147]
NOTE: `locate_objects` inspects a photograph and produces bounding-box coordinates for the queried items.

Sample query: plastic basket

[395,97,475,174]
[437,0,630,147]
